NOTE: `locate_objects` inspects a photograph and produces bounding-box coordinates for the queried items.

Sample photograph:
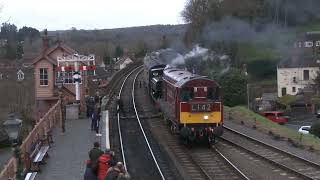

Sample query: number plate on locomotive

[191,103,211,112]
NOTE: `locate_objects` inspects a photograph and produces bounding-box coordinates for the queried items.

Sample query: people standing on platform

[95,90,102,105]
[97,150,112,180]
[85,95,91,118]
[95,90,102,132]
[91,104,100,134]
[89,142,103,162]
[105,161,130,180]
[84,159,97,180]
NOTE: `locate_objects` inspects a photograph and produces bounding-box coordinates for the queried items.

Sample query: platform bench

[24,172,37,180]
[29,140,50,172]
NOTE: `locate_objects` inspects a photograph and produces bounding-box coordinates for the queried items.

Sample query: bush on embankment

[310,122,320,138]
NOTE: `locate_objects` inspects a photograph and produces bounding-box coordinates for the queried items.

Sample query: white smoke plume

[171,45,210,65]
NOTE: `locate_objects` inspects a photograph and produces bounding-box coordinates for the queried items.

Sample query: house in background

[278,31,320,98]
[114,56,133,71]
[277,57,319,97]
[32,32,90,119]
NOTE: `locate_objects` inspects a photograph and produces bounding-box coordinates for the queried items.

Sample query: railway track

[188,147,249,180]
[114,67,178,179]
[101,61,142,108]
[133,73,249,180]
[222,126,320,179]
[100,62,143,161]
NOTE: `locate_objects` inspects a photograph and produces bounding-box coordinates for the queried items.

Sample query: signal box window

[40,68,48,86]
[181,88,194,101]
[55,71,82,84]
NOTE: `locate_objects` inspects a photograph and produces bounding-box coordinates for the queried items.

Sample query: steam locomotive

[143,50,223,145]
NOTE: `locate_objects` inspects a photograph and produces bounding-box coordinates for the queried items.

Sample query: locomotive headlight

[204,115,209,120]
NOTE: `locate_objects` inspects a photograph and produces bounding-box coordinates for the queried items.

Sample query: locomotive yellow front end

[180,102,222,124]
[178,85,224,145]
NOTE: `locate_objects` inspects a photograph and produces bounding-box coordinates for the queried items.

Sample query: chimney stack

[42,29,49,52]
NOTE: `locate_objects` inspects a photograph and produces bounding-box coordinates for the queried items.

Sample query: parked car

[260,111,289,124]
[298,126,311,134]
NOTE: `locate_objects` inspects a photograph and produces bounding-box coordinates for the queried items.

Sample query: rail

[212,147,250,180]
[117,66,142,171]
[101,61,143,109]
[0,101,61,180]
[223,126,320,179]
[132,69,165,180]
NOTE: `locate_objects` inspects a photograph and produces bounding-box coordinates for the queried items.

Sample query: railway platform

[36,112,108,180]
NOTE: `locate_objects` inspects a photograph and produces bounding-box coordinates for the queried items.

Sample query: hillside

[20,24,187,61]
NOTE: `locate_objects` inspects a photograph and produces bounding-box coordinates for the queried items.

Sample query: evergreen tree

[16,42,24,59]
[103,54,112,65]
[219,68,248,106]
[114,45,123,59]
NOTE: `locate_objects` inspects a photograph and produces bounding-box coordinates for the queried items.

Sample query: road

[285,114,319,130]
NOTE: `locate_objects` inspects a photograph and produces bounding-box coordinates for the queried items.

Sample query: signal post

[56,53,96,104]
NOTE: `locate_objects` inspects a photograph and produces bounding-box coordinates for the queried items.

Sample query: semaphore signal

[56,53,96,103]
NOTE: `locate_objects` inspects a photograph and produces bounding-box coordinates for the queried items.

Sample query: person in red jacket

[97,149,112,180]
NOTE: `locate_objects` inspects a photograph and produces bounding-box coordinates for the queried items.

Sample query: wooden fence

[0,101,61,180]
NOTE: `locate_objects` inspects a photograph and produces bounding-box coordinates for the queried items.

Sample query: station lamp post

[56,76,66,133]
[3,113,22,146]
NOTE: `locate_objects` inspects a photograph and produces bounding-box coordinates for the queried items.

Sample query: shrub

[310,122,320,137]
[219,68,247,106]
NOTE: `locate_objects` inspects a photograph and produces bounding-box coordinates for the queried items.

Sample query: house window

[292,87,296,93]
[293,77,297,83]
[39,68,48,86]
[281,87,287,96]
[303,70,309,80]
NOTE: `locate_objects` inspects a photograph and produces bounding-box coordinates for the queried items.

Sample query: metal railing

[0,101,61,180]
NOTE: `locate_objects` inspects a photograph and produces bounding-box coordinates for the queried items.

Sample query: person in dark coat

[89,142,103,162]
[85,95,91,118]
[91,105,99,133]
[84,160,97,180]
[86,96,95,121]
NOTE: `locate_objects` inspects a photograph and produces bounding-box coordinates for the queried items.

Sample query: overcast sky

[0,0,186,31]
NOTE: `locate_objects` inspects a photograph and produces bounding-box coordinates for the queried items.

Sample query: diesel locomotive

[143,50,224,145]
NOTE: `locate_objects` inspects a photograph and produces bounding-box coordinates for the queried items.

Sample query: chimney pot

[42,29,49,52]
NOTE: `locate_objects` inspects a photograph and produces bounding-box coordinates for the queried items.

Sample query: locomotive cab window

[207,87,219,100]
[181,88,194,101]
